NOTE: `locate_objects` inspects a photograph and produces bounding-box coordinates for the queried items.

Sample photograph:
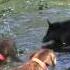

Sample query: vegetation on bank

[0,0,70,38]
[0,0,70,17]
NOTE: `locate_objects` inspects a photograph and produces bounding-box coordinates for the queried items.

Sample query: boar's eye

[62,42,66,45]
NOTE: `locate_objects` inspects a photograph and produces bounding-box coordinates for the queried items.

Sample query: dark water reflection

[0,8,70,70]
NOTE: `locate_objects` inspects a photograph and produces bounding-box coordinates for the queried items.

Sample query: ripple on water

[54,53,70,70]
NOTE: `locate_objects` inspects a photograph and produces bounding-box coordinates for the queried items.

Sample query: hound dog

[0,38,21,65]
[14,49,56,70]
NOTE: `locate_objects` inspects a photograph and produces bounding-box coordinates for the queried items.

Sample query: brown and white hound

[14,49,56,70]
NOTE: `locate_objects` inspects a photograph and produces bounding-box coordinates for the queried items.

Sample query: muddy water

[0,8,70,70]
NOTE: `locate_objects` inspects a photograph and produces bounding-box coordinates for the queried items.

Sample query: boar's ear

[47,19,52,26]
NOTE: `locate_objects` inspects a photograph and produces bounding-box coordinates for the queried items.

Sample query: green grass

[0,0,70,14]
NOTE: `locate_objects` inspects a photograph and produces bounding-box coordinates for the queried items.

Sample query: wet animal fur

[0,38,21,64]
[42,20,70,52]
[14,49,56,70]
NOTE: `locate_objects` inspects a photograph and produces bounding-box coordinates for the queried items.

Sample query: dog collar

[32,58,48,70]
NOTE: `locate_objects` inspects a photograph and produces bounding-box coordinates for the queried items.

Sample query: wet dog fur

[0,38,21,65]
[14,49,56,70]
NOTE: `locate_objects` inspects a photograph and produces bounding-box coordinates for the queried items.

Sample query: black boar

[42,20,70,52]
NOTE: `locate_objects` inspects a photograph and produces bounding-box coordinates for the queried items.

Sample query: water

[0,8,70,70]
[54,53,70,70]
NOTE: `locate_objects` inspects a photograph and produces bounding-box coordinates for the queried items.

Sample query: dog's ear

[51,53,56,66]
[43,50,56,66]
[46,52,56,66]
[29,52,36,59]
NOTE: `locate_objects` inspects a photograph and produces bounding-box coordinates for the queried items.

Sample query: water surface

[0,8,70,70]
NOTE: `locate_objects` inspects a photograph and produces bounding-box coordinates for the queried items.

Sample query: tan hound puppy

[14,49,56,70]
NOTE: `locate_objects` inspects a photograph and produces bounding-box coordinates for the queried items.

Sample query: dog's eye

[45,63,49,66]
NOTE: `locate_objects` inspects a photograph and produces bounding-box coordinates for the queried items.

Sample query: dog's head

[30,49,56,67]
[0,38,22,64]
